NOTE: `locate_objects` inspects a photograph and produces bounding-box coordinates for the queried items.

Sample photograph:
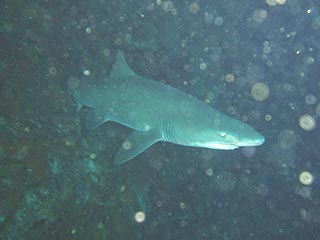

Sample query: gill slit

[161,121,175,143]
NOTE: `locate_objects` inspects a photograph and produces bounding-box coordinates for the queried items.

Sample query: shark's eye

[219,132,226,137]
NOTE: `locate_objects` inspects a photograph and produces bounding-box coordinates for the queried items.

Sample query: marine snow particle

[83,69,91,76]
[225,73,235,83]
[134,211,146,223]
[252,9,268,23]
[118,16,125,22]
[189,2,200,14]
[49,66,57,75]
[251,82,269,101]
[214,16,223,26]
[179,202,186,209]
[115,38,122,46]
[204,12,213,23]
[102,48,111,57]
[276,0,287,5]
[265,114,272,121]
[206,168,213,176]
[299,171,313,185]
[265,0,277,6]
[304,56,315,65]
[156,201,162,207]
[299,114,316,131]
[305,94,317,105]
[263,45,271,54]
[161,1,174,13]
[122,140,132,150]
[300,208,308,220]
[199,62,207,70]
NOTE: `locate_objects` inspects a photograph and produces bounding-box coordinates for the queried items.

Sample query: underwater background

[0,0,319,239]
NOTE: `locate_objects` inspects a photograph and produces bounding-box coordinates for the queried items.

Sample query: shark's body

[72,51,264,165]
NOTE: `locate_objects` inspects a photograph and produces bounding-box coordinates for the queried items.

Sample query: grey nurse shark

[72,51,265,165]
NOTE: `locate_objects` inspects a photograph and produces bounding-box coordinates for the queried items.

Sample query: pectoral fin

[114,129,161,165]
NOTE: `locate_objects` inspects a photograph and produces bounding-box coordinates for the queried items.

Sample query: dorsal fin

[110,51,136,79]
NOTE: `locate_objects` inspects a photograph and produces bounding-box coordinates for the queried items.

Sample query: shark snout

[255,136,265,145]
[237,134,265,147]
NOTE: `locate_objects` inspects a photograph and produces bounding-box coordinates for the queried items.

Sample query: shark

[71,51,265,165]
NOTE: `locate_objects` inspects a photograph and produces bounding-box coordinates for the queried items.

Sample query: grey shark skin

[72,51,265,165]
